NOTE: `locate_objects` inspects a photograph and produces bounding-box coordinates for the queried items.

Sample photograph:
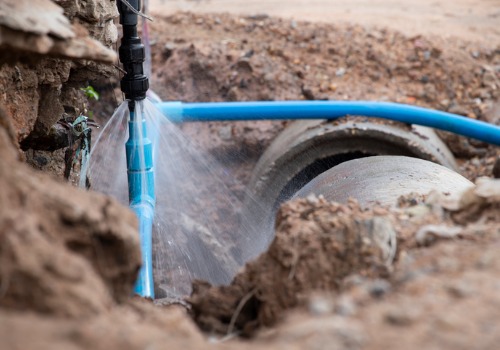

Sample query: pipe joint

[117,0,149,104]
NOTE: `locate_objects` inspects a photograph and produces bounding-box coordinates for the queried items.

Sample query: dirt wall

[0,0,118,156]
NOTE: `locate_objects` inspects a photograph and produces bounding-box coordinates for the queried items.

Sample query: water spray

[117,0,155,298]
[101,2,500,300]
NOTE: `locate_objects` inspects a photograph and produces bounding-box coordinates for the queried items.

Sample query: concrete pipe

[248,118,456,211]
[294,156,473,207]
[240,118,460,261]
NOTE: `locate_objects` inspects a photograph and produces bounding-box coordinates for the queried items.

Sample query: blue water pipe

[157,100,500,146]
[126,110,155,297]
[118,0,154,298]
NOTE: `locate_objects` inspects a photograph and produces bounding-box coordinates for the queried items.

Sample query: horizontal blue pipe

[158,101,500,146]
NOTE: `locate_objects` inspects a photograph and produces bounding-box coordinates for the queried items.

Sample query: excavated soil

[1,6,500,350]
[148,12,499,186]
[191,179,500,349]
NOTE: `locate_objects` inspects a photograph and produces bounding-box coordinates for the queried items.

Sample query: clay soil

[1,5,500,350]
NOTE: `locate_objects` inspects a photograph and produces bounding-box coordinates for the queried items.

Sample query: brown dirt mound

[0,104,207,350]
[190,197,395,335]
[189,177,500,337]
[0,299,206,350]
[256,181,500,350]
[0,107,141,317]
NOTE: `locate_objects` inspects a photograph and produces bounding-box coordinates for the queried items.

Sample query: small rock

[342,274,366,289]
[163,43,175,59]
[475,251,495,269]
[367,217,397,265]
[415,225,462,245]
[405,205,430,218]
[446,281,474,299]
[226,86,240,101]
[396,269,426,285]
[368,279,391,299]
[336,67,346,77]
[448,104,468,116]
[242,49,254,58]
[239,78,249,89]
[301,85,315,100]
[305,194,321,204]
[440,99,450,108]
[436,256,460,272]
[308,295,334,316]
[385,307,419,326]
[246,13,269,21]
[335,296,357,316]
[218,125,233,141]
[235,58,253,73]
[435,313,461,331]
[482,71,497,87]
[475,177,500,201]
[33,154,49,167]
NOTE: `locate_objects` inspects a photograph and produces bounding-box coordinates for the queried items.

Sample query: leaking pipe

[126,110,155,298]
[157,101,500,146]
[118,0,154,298]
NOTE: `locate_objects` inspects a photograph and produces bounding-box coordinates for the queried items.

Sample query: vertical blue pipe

[126,110,155,298]
[117,0,154,298]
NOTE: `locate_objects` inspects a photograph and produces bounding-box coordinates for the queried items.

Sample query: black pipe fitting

[117,0,149,111]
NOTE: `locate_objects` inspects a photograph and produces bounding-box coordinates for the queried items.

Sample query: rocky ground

[1,1,500,349]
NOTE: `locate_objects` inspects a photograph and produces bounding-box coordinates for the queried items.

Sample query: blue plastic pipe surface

[126,110,156,298]
[130,202,154,297]
[157,101,500,146]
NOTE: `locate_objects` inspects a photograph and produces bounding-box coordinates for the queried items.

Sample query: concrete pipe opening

[240,117,465,261]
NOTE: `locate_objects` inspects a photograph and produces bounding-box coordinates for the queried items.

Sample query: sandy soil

[150,0,500,44]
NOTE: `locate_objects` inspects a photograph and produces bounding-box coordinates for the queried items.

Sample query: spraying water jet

[90,5,500,299]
